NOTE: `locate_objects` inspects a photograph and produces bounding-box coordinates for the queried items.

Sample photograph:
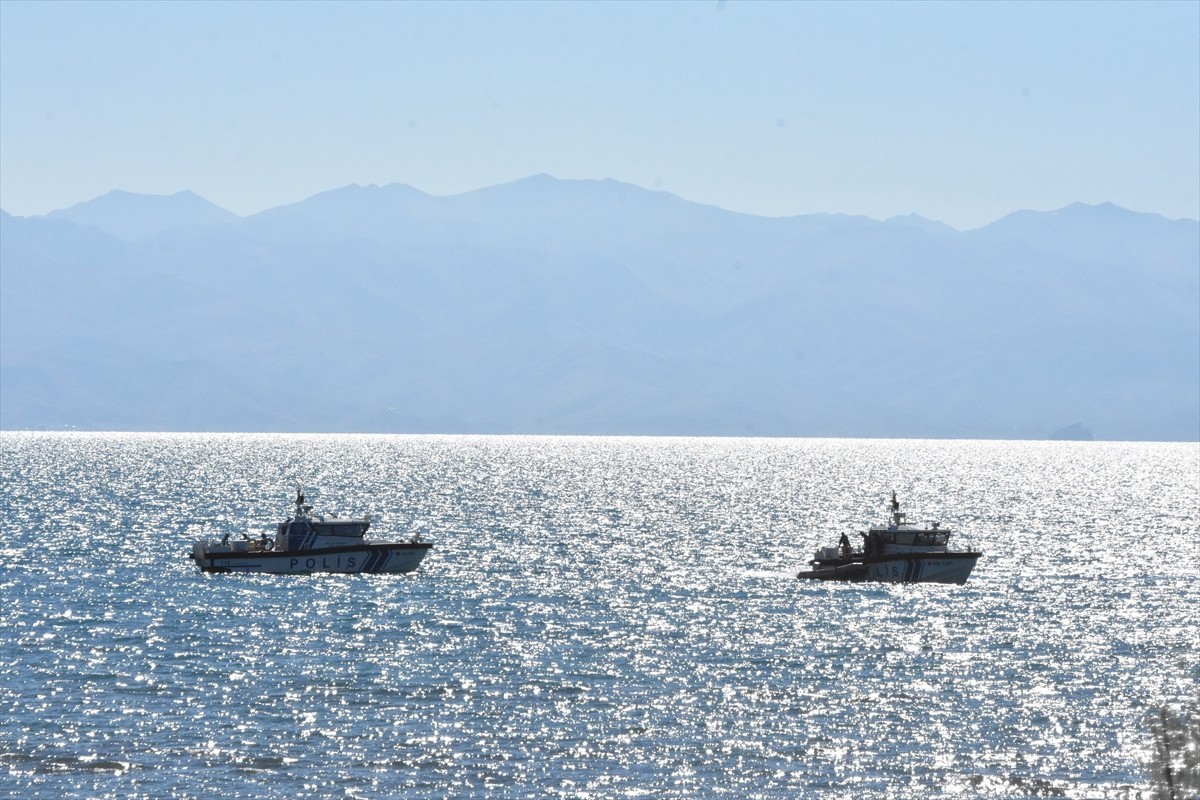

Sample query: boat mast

[890,490,905,526]
[294,484,311,518]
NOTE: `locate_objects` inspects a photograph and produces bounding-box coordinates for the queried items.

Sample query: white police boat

[190,487,431,574]
[796,492,981,584]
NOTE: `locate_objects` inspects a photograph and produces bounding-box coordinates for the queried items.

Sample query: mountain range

[2,176,1197,440]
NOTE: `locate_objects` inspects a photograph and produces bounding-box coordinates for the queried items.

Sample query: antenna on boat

[294,483,312,516]
[890,490,905,526]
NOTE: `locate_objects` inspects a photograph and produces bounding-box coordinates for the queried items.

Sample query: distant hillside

[1,179,1197,440]
[47,190,240,241]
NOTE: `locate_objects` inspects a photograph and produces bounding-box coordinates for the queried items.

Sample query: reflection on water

[1,433,1196,798]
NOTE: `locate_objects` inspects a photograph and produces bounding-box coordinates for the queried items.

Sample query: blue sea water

[0,433,1196,799]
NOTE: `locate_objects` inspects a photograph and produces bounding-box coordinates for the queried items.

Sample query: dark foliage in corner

[1145,700,1200,800]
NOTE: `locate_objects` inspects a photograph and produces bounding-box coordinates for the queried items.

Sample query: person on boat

[838,532,853,558]
[221,533,230,545]
[891,492,900,512]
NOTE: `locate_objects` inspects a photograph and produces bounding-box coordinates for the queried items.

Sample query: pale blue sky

[1,0,1197,229]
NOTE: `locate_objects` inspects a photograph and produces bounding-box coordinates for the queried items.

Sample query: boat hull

[191,542,431,574]
[798,552,979,584]
[865,553,979,584]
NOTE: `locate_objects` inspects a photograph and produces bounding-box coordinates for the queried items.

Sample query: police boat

[190,487,431,574]
[796,492,981,584]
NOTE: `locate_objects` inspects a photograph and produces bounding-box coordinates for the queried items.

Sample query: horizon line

[5,175,1200,232]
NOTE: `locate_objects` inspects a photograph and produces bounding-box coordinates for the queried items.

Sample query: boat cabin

[867,528,950,547]
[273,487,371,551]
[276,515,370,550]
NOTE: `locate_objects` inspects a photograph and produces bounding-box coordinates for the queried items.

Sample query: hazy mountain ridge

[46,190,241,241]
[2,179,1197,439]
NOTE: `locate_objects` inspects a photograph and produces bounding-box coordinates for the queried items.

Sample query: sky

[1,0,1197,230]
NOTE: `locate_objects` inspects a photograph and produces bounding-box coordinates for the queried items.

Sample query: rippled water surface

[1,433,1196,798]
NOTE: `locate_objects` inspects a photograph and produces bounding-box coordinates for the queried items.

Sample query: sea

[1,433,1196,799]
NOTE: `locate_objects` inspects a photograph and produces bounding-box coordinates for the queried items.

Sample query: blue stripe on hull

[195,543,430,575]
[362,548,392,573]
[867,555,977,584]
